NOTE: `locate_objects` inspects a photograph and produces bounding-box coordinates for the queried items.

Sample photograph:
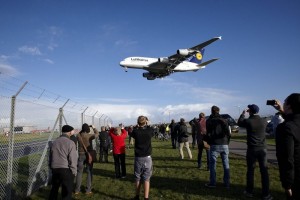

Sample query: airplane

[119,36,221,80]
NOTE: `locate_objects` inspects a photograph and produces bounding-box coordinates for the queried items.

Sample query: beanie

[62,125,74,133]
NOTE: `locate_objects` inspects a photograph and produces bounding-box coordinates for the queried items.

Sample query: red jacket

[109,128,127,154]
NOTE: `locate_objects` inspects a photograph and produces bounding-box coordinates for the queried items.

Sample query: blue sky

[1,0,300,126]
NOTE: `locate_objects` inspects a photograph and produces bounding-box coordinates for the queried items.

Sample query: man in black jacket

[205,105,230,189]
[273,93,300,200]
[238,104,272,200]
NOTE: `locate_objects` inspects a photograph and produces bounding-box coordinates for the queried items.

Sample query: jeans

[209,145,230,187]
[99,146,109,162]
[75,154,93,193]
[246,148,270,196]
[171,135,177,149]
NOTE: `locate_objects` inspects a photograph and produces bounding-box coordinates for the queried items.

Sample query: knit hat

[62,125,74,133]
[248,104,259,114]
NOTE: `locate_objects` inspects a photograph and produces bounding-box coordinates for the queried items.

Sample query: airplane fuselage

[120,57,202,72]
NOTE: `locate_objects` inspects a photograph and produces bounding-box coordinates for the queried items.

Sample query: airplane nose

[120,61,125,67]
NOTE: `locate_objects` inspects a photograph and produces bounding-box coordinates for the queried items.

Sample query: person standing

[238,104,272,199]
[48,125,77,200]
[189,117,198,148]
[196,112,209,170]
[176,118,192,159]
[205,105,230,188]
[109,126,128,178]
[131,116,154,200]
[74,123,98,195]
[98,126,111,163]
[273,93,300,200]
[169,119,177,149]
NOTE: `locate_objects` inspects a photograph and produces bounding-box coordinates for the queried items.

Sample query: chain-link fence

[0,74,110,199]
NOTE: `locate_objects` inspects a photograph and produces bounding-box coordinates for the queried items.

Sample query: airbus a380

[119,36,221,80]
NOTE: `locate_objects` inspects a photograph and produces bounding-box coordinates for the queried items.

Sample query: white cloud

[43,58,54,64]
[0,63,19,76]
[18,46,42,55]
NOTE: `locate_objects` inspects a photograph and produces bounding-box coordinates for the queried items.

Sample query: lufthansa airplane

[119,36,221,80]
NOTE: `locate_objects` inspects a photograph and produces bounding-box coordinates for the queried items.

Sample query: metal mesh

[0,74,111,199]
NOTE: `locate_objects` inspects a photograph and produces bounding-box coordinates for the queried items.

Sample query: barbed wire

[0,73,106,118]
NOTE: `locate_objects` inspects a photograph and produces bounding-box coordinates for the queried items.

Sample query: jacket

[176,122,189,143]
[276,114,300,190]
[99,130,111,148]
[238,114,267,150]
[206,114,230,145]
[49,134,78,176]
[78,128,99,154]
[109,128,127,154]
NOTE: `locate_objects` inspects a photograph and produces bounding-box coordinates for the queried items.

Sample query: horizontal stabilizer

[197,58,218,67]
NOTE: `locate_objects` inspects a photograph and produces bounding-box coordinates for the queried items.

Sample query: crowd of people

[48,93,300,200]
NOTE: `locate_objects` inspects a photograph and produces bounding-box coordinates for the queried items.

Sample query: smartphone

[266,100,276,106]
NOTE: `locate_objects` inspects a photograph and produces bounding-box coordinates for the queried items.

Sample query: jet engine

[142,72,156,80]
[177,49,195,56]
[158,57,169,63]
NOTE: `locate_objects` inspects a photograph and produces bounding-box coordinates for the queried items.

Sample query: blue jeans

[209,145,230,187]
[246,148,270,196]
[75,153,93,193]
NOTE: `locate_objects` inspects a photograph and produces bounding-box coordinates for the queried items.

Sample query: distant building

[2,125,36,134]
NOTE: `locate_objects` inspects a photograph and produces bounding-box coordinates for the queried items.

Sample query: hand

[242,109,248,115]
[285,188,292,197]
[273,100,284,113]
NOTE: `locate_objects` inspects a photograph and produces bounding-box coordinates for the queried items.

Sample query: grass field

[28,138,284,200]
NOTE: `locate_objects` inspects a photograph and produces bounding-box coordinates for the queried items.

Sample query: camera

[266,100,276,106]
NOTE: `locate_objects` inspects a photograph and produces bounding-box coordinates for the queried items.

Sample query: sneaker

[243,190,253,198]
[74,192,80,195]
[85,191,93,195]
[121,176,126,179]
[262,194,273,200]
[205,183,216,188]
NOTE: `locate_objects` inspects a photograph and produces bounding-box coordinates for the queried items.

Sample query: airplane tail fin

[188,49,205,64]
[197,58,219,68]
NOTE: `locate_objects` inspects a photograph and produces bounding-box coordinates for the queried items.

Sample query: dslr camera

[266,100,276,106]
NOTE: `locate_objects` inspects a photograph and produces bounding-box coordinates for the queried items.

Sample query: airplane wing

[167,36,222,68]
[147,36,221,72]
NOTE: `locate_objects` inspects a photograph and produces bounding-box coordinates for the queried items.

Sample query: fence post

[81,107,88,125]
[6,81,27,200]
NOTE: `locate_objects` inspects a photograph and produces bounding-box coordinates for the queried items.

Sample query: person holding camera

[74,123,99,195]
[109,126,128,179]
[272,93,300,200]
[238,104,272,200]
[131,116,154,200]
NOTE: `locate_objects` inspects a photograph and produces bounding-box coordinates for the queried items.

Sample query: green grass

[27,139,284,200]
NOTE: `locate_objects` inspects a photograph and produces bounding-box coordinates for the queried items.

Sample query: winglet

[197,58,219,67]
